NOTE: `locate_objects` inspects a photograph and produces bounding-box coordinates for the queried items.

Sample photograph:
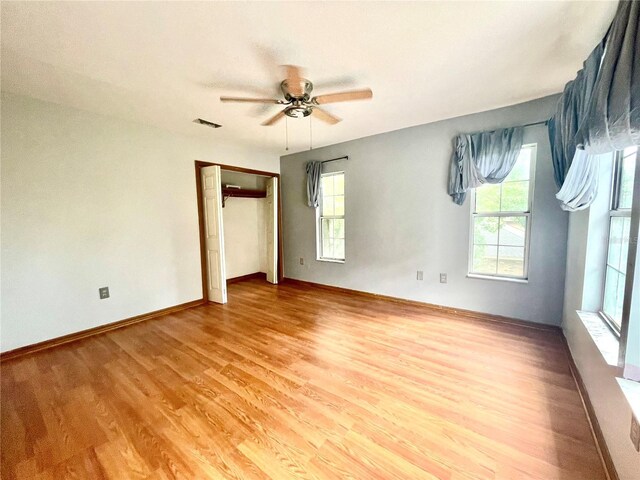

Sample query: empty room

[1,1,640,479]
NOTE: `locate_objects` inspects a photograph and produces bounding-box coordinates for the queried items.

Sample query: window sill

[466,274,528,284]
[576,310,619,367]
[573,312,640,428]
[616,378,640,421]
[316,258,345,264]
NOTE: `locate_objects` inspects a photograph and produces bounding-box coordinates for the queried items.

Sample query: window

[317,171,345,262]
[602,146,637,331]
[469,145,536,280]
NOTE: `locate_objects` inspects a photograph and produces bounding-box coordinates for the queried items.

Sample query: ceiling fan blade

[220,96,282,104]
[284,65,304,97]
[312,88,373,105]
[261,109,287,126]
[312,107,342,125]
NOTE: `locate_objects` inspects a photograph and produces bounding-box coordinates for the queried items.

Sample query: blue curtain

[576,0,640,154]
[548,42,604,190]
[305,161,322,208]
[555,150,601,211]
[549,1,639,210]
[448,127,524,205]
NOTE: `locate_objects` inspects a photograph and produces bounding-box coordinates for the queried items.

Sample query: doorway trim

[194,160,284,302]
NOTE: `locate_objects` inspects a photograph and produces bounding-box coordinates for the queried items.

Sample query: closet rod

[321,155,349,164]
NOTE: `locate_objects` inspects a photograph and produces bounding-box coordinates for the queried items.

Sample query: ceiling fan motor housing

[281,79,313,101]
[281,78,314,118]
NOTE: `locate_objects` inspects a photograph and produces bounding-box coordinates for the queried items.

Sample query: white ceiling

[1,1,617,155]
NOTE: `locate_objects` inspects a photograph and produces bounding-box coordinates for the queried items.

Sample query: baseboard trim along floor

[0,298,205,362]
[282,277,560,332]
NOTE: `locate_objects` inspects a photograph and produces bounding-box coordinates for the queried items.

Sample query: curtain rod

[319,120,549,159]
[321,155,349,164]
[469,119,549,136]
[520,119,549,129]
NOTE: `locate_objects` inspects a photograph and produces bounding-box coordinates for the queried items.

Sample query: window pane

[603,266,621,328]
[497,246,525,277]
[501,181,529,212]
[322,176,334,196]
[334,174,344,195]
[619,149,636,209]
[499,216,526,247]
[322,217,331,239]
[473,216,499,245]
[322,236,333,259]
[322,197,334,216]
[333,218,344,239]
[607,217,625,271]
[472,245,497,275]
[334,195,345,216]
[476,184,501,213]
[333,239,345,260]
[615,271,626,325]
[507,149,531,181]
[619,217,631,272]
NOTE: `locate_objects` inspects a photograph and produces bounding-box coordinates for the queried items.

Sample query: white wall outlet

[299,257,304,265]
[99,286,110,299]
[631,414,640,452]
[416,271,423,281]
[440,273,447,284]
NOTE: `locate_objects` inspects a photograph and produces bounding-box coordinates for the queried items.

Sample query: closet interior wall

[220,170,269,280]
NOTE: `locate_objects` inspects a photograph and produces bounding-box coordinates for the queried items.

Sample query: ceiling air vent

[193,118,222,128]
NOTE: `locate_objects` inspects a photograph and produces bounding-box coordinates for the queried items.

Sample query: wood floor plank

[0,279,606,479]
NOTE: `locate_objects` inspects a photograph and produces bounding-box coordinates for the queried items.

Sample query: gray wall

[280,95,568,325]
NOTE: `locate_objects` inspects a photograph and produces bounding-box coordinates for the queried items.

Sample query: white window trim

[467,143,537,282]
[316,171,345,263]
[600,148,636,335]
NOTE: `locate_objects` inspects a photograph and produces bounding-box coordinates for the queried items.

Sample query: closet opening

[195,161,283,304]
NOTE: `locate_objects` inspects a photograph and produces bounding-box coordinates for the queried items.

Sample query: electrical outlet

[416,271,423,281]
[440,273,447,284]
[299,257,304,265]
[631,414,640,452]
[99,287,110,299]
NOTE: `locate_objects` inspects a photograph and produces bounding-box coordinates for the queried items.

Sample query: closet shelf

[222,187,266,198]
[222,187,266,207]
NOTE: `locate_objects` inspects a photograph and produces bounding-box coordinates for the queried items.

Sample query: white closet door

[266,177,278,284]
[201,166,227,303]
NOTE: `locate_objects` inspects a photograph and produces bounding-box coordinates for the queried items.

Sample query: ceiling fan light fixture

[284,105,312,119]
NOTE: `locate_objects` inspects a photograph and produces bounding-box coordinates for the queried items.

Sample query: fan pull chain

[309,116,313,151]
[285,116,289,151]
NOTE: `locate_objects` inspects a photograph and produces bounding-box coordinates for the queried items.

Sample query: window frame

[316,171,345,263]
[600,148,637,336]
[467,144,537,282]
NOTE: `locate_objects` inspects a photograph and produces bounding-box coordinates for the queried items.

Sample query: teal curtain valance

[448,127,524,205]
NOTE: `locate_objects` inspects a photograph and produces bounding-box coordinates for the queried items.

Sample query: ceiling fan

[220,65,373,126]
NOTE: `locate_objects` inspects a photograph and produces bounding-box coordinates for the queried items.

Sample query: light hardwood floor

[1,279,606,479]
